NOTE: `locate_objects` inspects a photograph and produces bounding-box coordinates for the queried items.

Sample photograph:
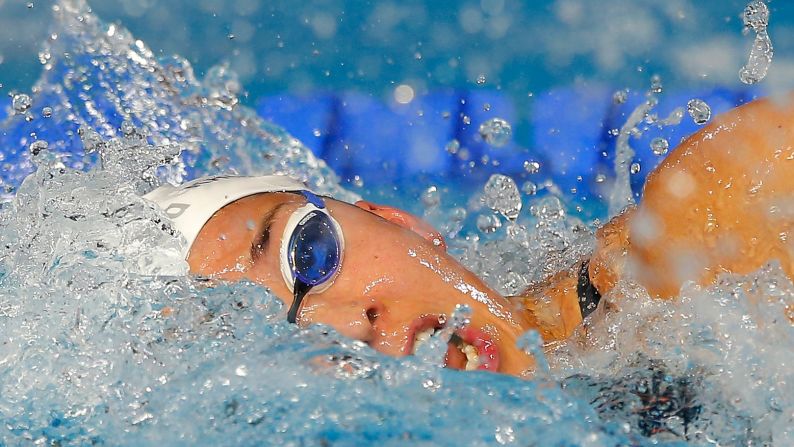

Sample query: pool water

[0,1,792,445]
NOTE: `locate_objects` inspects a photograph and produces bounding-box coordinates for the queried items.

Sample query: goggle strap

[287,280,313,324]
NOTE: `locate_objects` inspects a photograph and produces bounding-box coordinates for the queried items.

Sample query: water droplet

[743,0,769,32]
[312,128,322,137]
[445,139,460,154]
[523,160,540,174]
[120,120,137,136]
[478,118,512,148]
[482,103,491,111]
[650,137,669,156]
[29,140,48,157]
[78,126,105,154]
[612,89,628,104]
[448,304,472,329]
[422,186,440,208]
[421,378,440,391]
[595,173,607,183]
[483,174,521,219]
[517,330,549,373]
[394,84,414,104]
[630,162,641,174]
[41,107,52,118]
[12,94,31,114]
[476,75,487,85]
[38,50,51,65]
[495,425,516,445]
[227,33,236,40]
[476,214,502,233]
[687,99,711,125]
[26,2,33,8]
[352,175,364,188]
[739,1,773,84]
[462,115,471,125]
[521,181,537,196]
[650,74,663,93]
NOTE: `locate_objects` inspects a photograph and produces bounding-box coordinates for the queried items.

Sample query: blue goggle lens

[288,210,341,286]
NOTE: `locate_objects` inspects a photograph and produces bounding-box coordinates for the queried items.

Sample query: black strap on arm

[577,259,602,319]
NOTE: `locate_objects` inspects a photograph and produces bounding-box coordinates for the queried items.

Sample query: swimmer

[144,94,794,377]
[145,175,538,376]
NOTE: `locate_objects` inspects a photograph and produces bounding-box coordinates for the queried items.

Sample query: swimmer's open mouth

[404,315,500,372]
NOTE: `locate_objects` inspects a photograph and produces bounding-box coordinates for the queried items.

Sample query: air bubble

[476,75,487,85]
[650,137,669,156]
[687,99,711,125]
[41,107,53,118]
[630,162,641,174]
[479,118,512,148]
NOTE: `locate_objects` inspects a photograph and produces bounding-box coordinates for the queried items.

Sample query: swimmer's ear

[355,200,447,251]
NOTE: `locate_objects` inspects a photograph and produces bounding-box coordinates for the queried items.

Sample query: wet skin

[517,94,794,341]
[187,193,536,376]
[188,95,794,371]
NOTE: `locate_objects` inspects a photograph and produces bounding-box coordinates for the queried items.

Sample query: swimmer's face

[187,192,535,376]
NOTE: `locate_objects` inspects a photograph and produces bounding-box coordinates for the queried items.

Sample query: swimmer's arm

[607,94,794,298]
[512,94,794,340]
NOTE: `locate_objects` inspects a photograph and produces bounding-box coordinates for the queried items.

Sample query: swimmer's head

[145,175,535,376]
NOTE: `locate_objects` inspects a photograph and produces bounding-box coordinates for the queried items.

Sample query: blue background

[0,0,791,211]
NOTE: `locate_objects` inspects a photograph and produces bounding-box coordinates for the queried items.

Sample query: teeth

[461,342,481,371]
[412,327,436,353]
[411,328,482,370]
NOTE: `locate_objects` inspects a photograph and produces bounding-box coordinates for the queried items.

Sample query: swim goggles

[279,191,345,323]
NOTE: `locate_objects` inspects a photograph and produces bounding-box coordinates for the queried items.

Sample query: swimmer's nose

[300,298,384,343]
[355,200,447,251]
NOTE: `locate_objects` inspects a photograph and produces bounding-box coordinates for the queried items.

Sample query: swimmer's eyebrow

[250,202,289,262]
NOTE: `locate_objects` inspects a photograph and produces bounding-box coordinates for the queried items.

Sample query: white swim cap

[144,175,311,257]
